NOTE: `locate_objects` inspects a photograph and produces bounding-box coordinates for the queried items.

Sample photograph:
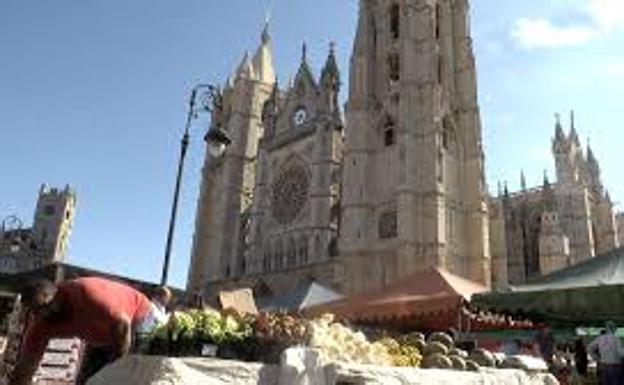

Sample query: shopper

[136,286,172,336]
[588,322,622,385]
[151,286,172,324]
[535,325,555,366]
[574,338,588,376]
[9,277,154,385]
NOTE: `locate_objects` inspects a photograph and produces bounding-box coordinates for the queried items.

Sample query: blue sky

[1,0,623,289]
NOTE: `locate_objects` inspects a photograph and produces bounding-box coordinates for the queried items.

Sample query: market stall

[119,285,558,385]
[304,267,534,333]
[473,246,624,324]
[305,267,485,330]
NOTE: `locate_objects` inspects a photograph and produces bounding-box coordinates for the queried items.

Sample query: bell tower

[340,0,490,292]
[31,184,76,262]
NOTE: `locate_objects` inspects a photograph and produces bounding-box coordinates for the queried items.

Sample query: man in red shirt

[9,277,153,385]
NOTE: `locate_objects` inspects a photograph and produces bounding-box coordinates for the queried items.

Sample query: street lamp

[160,84,231,286]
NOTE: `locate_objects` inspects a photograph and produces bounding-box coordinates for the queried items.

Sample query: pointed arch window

[388,54,400,83]
[437,55,444,84]
[263,244,271,272]
[299,236,309,264]
[384,115,396,147]
[273,239,284,270]
[287,237,297,267]
[239,257,246,275]
[379,210,398,239]
[390,3,400,39]
[314,234,322,259]
[438,145,444,183]
[435,4,442,40]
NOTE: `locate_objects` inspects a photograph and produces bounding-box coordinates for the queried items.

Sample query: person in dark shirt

[574,338,588,376]
[535,325,555,366]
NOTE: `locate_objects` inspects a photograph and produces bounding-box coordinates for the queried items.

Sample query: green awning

[474,247,624,326]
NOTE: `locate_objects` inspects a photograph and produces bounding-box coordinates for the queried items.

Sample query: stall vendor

[9,277,153,385]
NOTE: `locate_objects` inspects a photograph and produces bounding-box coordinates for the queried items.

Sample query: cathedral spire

[294,41,317,90]
[252,23,276,84]
[520,170,527,191]
[554,113,564,141]
[569,113,580,147]
[605,189,612,203]
[587,140,597,165]
[320,42,341,118]
[235,51,254,81]
[543,169,550,187]
[321,42,340,88]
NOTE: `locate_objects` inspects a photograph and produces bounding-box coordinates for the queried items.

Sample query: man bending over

[9,277,153,385]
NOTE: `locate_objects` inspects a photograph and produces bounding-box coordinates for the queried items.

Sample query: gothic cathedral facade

[188,0,491,296]
[489,114,621,286]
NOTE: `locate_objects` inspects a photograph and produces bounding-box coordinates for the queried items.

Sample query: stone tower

[339,0,490,292]
[188,26,276,293]
[31,184,76,262]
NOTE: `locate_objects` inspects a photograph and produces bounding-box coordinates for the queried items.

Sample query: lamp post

[160,84,231,286]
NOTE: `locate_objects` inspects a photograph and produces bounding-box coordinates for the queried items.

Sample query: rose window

[271,162,310,225]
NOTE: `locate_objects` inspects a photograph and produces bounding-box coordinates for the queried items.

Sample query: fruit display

[251,312,311,363]
[468,348,496,368]
[423,341,448,356]
[144,310,518,374]
[147,308,255,357]
[429,332,454,347]
[151,308,253,344]
[416,332,486,372]
[377,337,422,367]
[449,355,467,371]
[253,312,309,347]
[422,353,452,369]
[307,314,392,366]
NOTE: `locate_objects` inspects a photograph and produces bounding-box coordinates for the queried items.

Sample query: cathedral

[187,0,491,297]
[490,113,621,286]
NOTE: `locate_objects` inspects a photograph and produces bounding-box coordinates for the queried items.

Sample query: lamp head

[205,126,231,158]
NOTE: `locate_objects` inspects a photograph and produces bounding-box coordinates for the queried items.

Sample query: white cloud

[512,0,624,50]
[512,18,597,49]
[586,0,624,32]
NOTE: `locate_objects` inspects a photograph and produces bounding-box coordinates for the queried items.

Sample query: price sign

[218,288,258,315]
